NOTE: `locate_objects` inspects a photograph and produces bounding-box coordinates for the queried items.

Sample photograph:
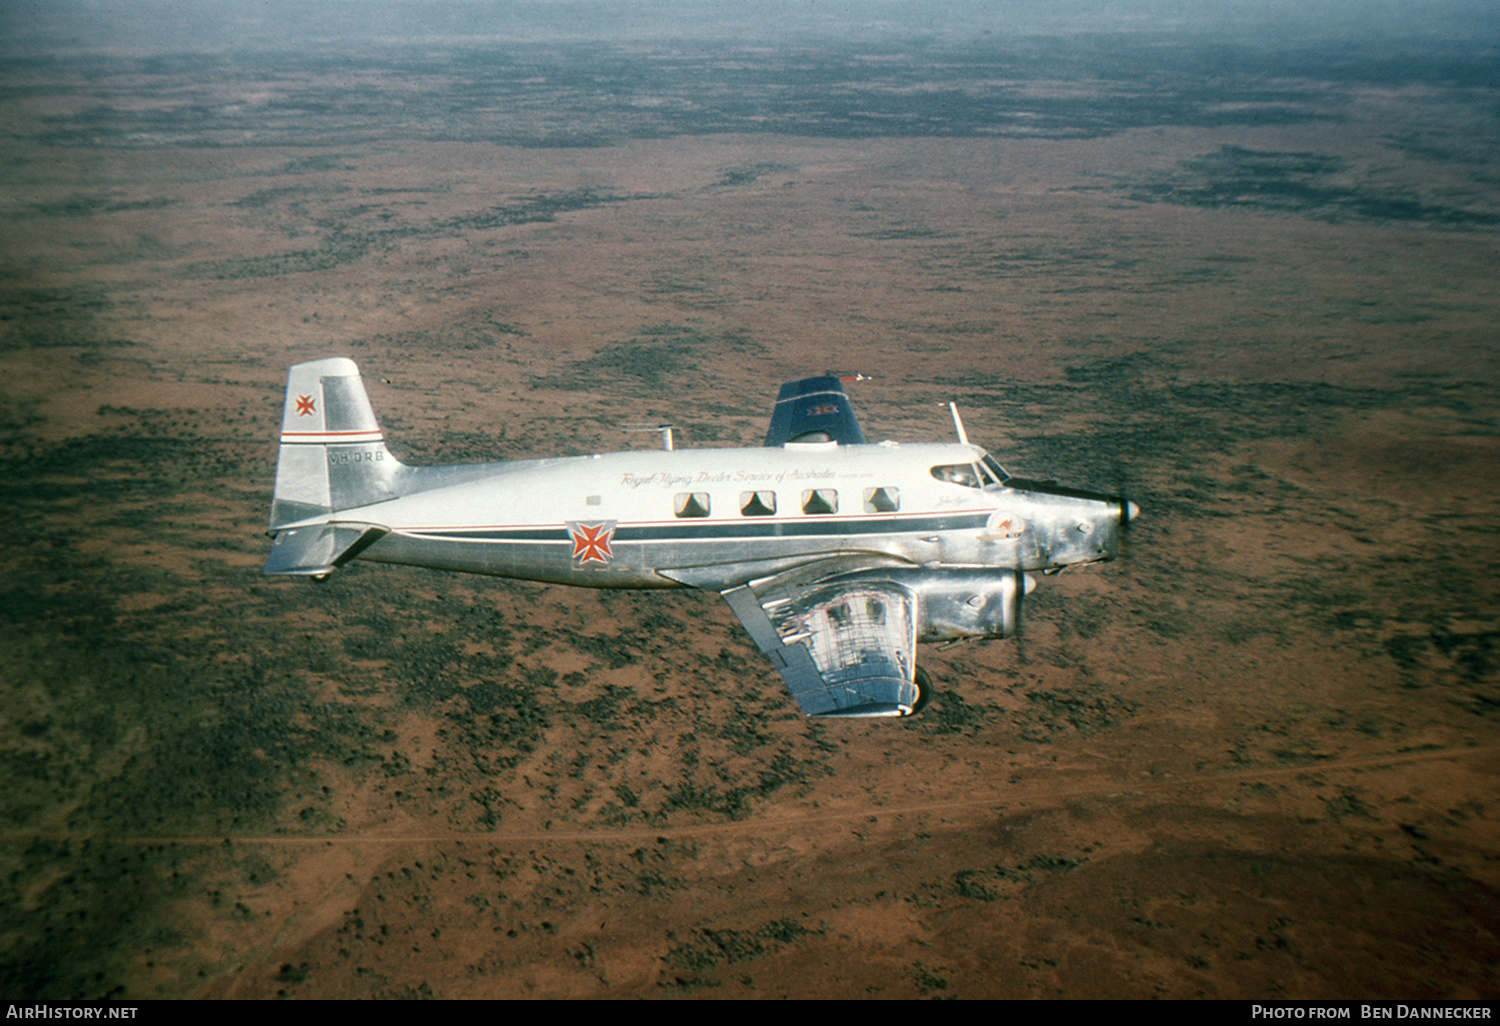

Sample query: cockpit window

[931,464,981,488]
[981,454,1010,484]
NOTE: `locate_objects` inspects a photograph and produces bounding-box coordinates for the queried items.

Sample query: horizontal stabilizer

[263,524,387,577]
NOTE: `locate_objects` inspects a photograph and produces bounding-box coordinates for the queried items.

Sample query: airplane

[264,357,1138,718]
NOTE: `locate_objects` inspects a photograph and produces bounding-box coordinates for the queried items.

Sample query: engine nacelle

[827,566,1031,642]
[794,566,1035,645]
[910,567,1032,642]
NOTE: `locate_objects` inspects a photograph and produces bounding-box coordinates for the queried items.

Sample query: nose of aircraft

[1126,501,1141,523]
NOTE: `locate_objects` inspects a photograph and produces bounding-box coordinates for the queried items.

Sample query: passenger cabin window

[931,464,981,488]
[674,492,710,518]
[801,488,838,515]
[863,486,899,513]
[740,490,776,516]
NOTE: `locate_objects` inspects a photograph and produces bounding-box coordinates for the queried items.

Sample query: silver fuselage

[320,440,1125,592]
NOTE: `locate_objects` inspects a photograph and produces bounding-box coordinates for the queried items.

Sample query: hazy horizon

[2,0,1496,56]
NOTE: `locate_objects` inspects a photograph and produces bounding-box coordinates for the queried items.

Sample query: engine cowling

[909,567,1032,642]
[794,566,1035,646]
[828,566,1030,642]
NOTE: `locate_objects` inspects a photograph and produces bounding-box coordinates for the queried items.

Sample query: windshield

[932,452,1011,489]
[980,452,1010,484]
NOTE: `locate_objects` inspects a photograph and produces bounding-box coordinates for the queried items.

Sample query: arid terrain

[1,26,1498,999]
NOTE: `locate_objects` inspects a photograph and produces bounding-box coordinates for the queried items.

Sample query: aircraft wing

[764,376,867,446]
[720,562,921,718]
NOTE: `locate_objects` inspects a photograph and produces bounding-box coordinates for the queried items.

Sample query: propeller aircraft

[265,358,1137,718]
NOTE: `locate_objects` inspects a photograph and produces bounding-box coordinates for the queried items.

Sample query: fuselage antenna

[948,402,969,446]
[626,423,675,451]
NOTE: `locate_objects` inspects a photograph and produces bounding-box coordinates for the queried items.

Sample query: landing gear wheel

[909,666,933,715]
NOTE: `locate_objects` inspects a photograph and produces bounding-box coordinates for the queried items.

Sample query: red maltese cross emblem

[568,522,616,566]
[294,394,317,417]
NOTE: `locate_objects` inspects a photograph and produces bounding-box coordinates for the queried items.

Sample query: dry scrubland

[1,38,1497,998]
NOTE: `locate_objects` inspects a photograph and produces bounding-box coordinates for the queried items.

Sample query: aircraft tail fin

[269,357,405,530]
[764,376,867,447]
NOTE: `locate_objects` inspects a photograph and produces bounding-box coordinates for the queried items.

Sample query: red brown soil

[2,79,1497,1000]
